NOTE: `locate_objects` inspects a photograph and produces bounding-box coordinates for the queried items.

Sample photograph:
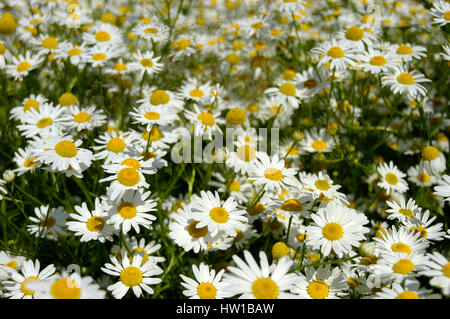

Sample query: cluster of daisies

[0,0,449,300]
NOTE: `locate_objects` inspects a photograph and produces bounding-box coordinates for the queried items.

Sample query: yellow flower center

[348,278,359,288]
[226,108,247,125]
[68,48,82,56]
[144,27,158,34]
[252,22,264,30]
[42,36,58,50]
[345,26,364,41]
[322,222,343,241]
[74,112,91,123]
[114,63,127,71]
[311,139,327,151]
[369,56,387,66]
[296,233,307,242]
[396,45,413,55]
[226,53,240,64]
[144,111,161,120]
[396,73,414,85]
[150,90,170,105]
[315,179,330,191]
[118,202,137,219]
[0,12,16,35]
[23,99,40,111]
[21,276,39,295]
[417,172,430,183]
[17,61,31,73]
[237,145,256,162]
[86,216,105,232]
[445,11,450,20]
[197,282,217,299]
[391,242,411,254]
[140,58,153,67]
[385,173,398,185]
[59,93,78,106]
[189,89,205,98]
[55,140,77,158]
[50,278,81,299]
[117,168,140,186]
[209,207,229,223]
[234,229,244,243]
[254,41,266,50]
[249,203,265,216]
[307,280,329,299]
[304,79,318,89]
[187,221,208,238]
[393,259,414,274]
[229,179,241,192]
[264,168,283,181]
[36,117,53,128]
[442,262,450,278]
[95,30,111,42]
[281,199,303,211]
[107,137,126,153]
[279,82,296,96]
[40,216,56,228]
[396,291,420,299]
[92,53,107,61]
[24,157,38,167]
[130,248,149,265]
[121,158,141,169]
[197,112,215,126]
[252,278,279,299]
[120,266,143,287]
[422,146,440,161]
[328,46,344,59]
[272,242,290,259]
[142,127,163,142]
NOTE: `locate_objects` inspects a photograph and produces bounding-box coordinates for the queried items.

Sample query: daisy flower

[248,153,300,194]
[376,161,409,195]
[33,135,94,174]
[392,43,427,62]
[104,190,157,234]
[27,205,67,240]
[10,94,48,121]
[226,138,264,175]
[402,210,446,243]
[335,24,376,50]
[5,51,44,80]
[374,253,428,282]
[180,263,229,299]
[82,22,123,46]
[129,104,179,131]
[222,251,300,299]
[178,78,212,104]
[62,105,107,132]
[434,174,450,201]
[420,252,450,296]
[374,226,428,257]
[184,105,224,139]
[66,198,115,243]
[93,131,139,163]
[137,87,184,111]
[293,67,327,100]
[357,47,400,74]
[53,41,89,66]
[17,103,66,138]
[291,265,347,299]
[100,164,150,201]
[101,251,163,299]
[385,197,421,222]
[311,39,358,71]
[278,0,307,13]
[430,1,450,26]
[382,66,431,99]
[300,171,347,204]
[305,203,369,258]
[0,251,26,279]
[421,145,446,175]
[29,269,105,299]
[31,34,60,54]
[131,23,169,43]
[2,259,55,299]
[130,50,163,78]
[374,280,433,299]
[407,165,436,187]
[86,44,120,68]
[300,128,336,153]
[125,237,166,266]
[264,80,303,108]
[190,190,247,237]
[13,147,41,176]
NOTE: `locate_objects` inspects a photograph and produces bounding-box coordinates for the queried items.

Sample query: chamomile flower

[86,44,120,68]
[374,253,427,282]
[434,174,450,201]
[2,259,55,299]
[430,1,450,26]
[357,47,400,74]
[226,140,264,175]
[180,263,229,299]
[376,161,409,195]
[382,66,431,99]
[374,280,433,299]
[300,172,347,204]
[13,147,41,176]
[102,251,163,299]
[27,205,68,240]
[10,94,48,121]
[130,50,163,78]
[293,67,327,99]
[33,135,94,174]
[93,131,139,163]
[407,165,436,187]
[402,210,446,243]
[300,128,335,153]
[305,203,369,257]
[420,252,450,296]
[131,23,169,43]
[184,105,224,139]
[62,105,107,132]
[420,145,446,175]
[32,34,60,54]
[129,104,178,131]
[5,51,44,81]
[278,0,307,12]
[311,39,358,71]
[385,197,421,222]
[17,103,66,138]
[264,80,303,108]
[82,22,123,46]
[66,199,115,243]
[104,190,157,234]
[335,24,376,50]
[100,165,150,202]
[374,226,428,256]
[190,191,247,237]
[248,153,300,194]
[178,78,212,104]
[222,251,300,299]
[291,265,348,299]
[54,41,88,66]
[137,87,184,111]
[392,43,427,62]
[126,237,166,266]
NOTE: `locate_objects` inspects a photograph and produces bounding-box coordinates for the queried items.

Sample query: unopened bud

[3,170,15,183]
[292,130,304,141]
